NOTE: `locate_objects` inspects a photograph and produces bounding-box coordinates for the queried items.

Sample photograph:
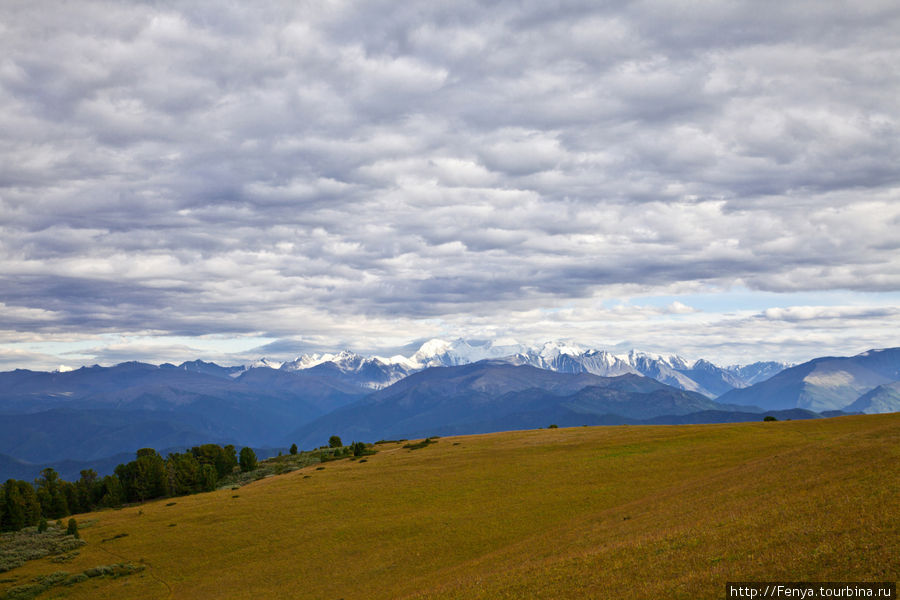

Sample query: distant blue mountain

[845,381,900,414]
[0,361,370,474]
[0,347,894,482]
[717,348,900,412]
[284,361,766,449]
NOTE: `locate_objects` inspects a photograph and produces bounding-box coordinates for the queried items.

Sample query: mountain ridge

[284,361,768,448]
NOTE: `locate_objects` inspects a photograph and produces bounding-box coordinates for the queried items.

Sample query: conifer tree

[239,447,258,472]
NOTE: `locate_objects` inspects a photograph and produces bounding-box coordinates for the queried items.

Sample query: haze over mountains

[1,340,897,481]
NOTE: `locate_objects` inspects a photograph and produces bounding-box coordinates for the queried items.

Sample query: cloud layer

[2,1,899,368]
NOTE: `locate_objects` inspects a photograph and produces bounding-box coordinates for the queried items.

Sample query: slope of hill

[286,361,757,448]
[845,381,900,414]
[2,414,896,599]
[717,348,900,412]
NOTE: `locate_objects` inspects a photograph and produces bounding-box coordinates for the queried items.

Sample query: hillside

[717,348,900,412]
[2,414,897,599]
[846,381,900,414]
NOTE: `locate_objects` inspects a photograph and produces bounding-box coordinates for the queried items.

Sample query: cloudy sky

[2,0,899,370]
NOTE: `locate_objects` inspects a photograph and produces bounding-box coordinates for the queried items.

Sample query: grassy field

[1,414,897,599]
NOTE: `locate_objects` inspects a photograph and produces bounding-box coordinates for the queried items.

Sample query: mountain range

[250,338,790,398]
[284,360,766,448]
[717,347,900,412]
[1,341,897,481]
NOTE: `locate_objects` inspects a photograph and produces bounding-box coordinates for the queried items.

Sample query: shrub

[548,424,559,429]
[328,436,343,448]
[0,527,86,573]
[37,518,48,533]
[351,441,367,457]
[290,443,298,455]
[66,519,79,539]
[763,415,778,422]
[403,438,437,451]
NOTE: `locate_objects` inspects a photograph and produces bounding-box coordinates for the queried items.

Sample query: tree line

[0,444,258,532]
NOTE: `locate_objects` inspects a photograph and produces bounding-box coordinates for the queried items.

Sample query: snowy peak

[250,357,282,369]
[281,353,336,371]
[409,338,527,368]
[281,350,367,373]
[414,339,454,360]
[278,350,410,390]
[245,339,790,398]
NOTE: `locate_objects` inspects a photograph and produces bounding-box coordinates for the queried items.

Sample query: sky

[1,0,899,371]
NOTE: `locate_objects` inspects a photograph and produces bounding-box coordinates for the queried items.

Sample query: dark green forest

[0,443,255,532]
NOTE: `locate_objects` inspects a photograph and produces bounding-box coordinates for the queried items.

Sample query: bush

[351,441,368,457]
[37,518,48,534]
[403,438,437,451]
[763,415,778,422]
[0,527,86,573]
[66,519,78,539]
[328,436,343,448]
[548,424,559,429]
[290,443,298,455]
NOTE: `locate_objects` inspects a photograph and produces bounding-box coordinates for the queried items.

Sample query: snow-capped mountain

[281,351,413,390]
[502,344,744,397]
[263,339,790,397]
[725,361,790,386]
[251,357,283,370]
[406,338,529,368]
[281,350,365,372]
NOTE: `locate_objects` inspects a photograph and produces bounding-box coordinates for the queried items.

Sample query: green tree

[328,435,343,448]
[200,464,218,492]
[191,444,233,479]
[38,517,48,533]
[290,443,298,455]
[239,447,258,472]
[99,475,123,508]
[36,468,69,519]
[165,452,202,496]
[116,448,167,502]
[223,445,238,474]
[75,469,101,514]
[66,518,79,538]
[2,479,26,531]
[351,441,367,457]
[18,480,41,528]
[61,481,77,515]
[2,480,41,531]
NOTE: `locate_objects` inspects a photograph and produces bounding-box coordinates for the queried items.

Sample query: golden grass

[2,414,897,599]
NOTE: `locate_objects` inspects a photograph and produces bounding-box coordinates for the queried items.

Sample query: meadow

[1,413,897,599]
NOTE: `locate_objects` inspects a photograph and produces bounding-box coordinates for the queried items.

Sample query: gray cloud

[1,0,899,367]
